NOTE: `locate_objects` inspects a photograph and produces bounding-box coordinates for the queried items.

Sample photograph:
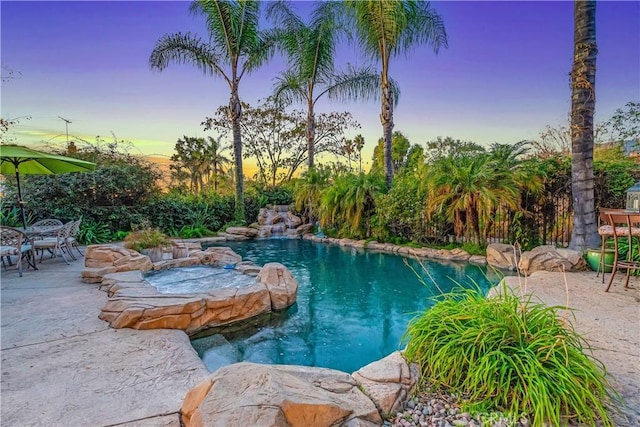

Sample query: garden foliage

[404,286,617,426]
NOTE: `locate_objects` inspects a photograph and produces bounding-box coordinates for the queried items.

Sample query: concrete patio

[1,253,638,426]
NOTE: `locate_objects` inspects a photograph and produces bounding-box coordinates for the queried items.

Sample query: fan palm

[426,154,519,244]
[569,0,599,251]
[149,0,274,223]
[346,0,447,189]
[267,1,385,170]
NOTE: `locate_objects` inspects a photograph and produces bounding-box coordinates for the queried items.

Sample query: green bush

[77,220,111,245]
[404,286,617,426]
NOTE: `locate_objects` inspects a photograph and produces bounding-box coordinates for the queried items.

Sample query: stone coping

[83,244,298,336]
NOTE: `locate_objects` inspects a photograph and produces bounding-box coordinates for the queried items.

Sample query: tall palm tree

[569,0,599,252]
[149,0,274,223]
[205,135,231,192]
[267,1,384,170]
[346,0,447,189]
[354,134,365,173]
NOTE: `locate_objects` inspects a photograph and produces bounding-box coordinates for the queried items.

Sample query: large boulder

[225,227,260,238]
[83,244,153,283]
[352,351,419,417]
[257,262,298,310]
[181,363,382,427]
[486,243,519,271]
[518,245,587,274]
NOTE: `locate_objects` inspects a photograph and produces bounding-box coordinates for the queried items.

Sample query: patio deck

[0,254,638,426]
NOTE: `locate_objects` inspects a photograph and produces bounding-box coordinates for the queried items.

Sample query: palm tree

[569,0,599,252]
[205,135,231,192]
[426,154,519,244]
[149,0,274,223]
[267,1,383,170]
[354,134,365,173]
[346,0,447,189]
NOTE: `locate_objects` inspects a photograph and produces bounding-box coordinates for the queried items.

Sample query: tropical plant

[293,166,331,223]
[77,220,111,245]
[569,0,599,252]
[123,227,172,252]
[319,172,385,238]
[404,286,617,426]
[267,0,382,170]
[346,0,447,188]
[150,0,275,223]
[425,154,519,244]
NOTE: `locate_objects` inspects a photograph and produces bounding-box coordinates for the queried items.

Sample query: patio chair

[0,226,37,277]
[33,221,75,264]
[66,219,84,258]
[31,218,63,238]
[597,209,627,283]
[605,212,640,292]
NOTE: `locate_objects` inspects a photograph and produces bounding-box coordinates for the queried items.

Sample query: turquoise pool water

[191,239,499,373]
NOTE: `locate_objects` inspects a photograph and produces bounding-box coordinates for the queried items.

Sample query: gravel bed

[386,389,530,427]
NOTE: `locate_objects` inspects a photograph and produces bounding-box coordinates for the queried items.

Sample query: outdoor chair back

[0,226,37,277]
[66,219,83,258]
[33,221,75,265]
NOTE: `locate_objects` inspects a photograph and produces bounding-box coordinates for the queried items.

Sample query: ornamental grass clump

[403,286,618,426]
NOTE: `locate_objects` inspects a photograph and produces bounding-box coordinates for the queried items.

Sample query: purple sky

[1,1,638,167]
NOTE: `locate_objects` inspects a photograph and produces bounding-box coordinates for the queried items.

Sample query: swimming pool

[191,239,498,373]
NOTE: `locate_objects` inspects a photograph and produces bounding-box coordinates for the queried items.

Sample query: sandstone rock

[257,262,298,310]
[202,247,242,267]
[518,245,587,274]
[216,232,250,241]
[225,227,259,238]
[352,351,419,417]
[286,212,302,228]
[486,243,519,271]
[181,363,382,427]
[469,255,487,265]
[99,281,272,334]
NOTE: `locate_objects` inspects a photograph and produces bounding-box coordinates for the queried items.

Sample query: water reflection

[192,239,498,373]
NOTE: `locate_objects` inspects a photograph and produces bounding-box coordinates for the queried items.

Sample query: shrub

[123,227,171,252]
[404,286,617,426]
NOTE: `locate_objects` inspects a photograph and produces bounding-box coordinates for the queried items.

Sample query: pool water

[191,239,499,373]
[146,266,255,294]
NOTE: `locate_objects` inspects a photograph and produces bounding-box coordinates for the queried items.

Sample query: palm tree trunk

[569,0,599,252]
[380,68,394,189]
[230,88,245,223]
[307,98,316,170]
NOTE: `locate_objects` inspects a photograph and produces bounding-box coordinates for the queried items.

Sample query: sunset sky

[1,1,638,169]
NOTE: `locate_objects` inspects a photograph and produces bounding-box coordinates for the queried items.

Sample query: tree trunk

[569,0,599,252]
[230,87,245,223]
[380,68,394,189]
[307,97,316,170]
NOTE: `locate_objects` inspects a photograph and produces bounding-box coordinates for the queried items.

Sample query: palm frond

[149,32,229,83]
[273,71,307,105]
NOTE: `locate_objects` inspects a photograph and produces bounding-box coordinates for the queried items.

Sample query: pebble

[387,389,531,427]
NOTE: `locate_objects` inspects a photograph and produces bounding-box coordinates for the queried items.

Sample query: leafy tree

[203,99,360,184]
[424,136,486,163]
[267,1,381,169]
[370,131,411,175]
[346,0,447,189]
[149,0,275,223]
[569,0,598,252]
[170,135,231,194]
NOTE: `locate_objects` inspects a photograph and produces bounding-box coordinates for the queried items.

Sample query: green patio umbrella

[0,144,96,229]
